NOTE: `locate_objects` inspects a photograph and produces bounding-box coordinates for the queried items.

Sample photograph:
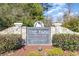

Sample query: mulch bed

[2,45,79,56]
[3,45,52,56]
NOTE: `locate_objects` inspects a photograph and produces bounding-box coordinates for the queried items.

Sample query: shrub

[0,34,23,54]
[47,48,64,56]
[53,34,79,51]
[27,50,42,56]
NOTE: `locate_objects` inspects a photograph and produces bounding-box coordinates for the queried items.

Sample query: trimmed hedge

[0,34,23,54]
[53,34,79,51]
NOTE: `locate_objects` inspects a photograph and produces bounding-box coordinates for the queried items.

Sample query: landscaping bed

[1,33,79,56]
[1,45,79,56]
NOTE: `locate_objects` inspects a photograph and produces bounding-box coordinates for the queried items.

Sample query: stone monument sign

[26,21,51,45]
[26,27,51,45]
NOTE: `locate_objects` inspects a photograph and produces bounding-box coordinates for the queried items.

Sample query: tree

[63,3,72,22]
[0,3,44,30]
[62,17,79,32]
[62,4,79,32]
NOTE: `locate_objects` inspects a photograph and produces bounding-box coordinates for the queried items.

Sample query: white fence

[0,23,79,40]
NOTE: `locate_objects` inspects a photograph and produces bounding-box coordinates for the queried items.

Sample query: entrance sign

[26,27,51,45]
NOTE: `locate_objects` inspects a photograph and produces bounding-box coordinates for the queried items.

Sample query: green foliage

[0,34,23,54]
[27,50,42,56]
[63,18,79,32]
[22,19,35,27]
[0,3,44,30]
[47,48,64,56]
[53,34,79,51]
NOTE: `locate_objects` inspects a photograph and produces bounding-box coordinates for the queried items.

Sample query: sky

[44,3,79,22]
